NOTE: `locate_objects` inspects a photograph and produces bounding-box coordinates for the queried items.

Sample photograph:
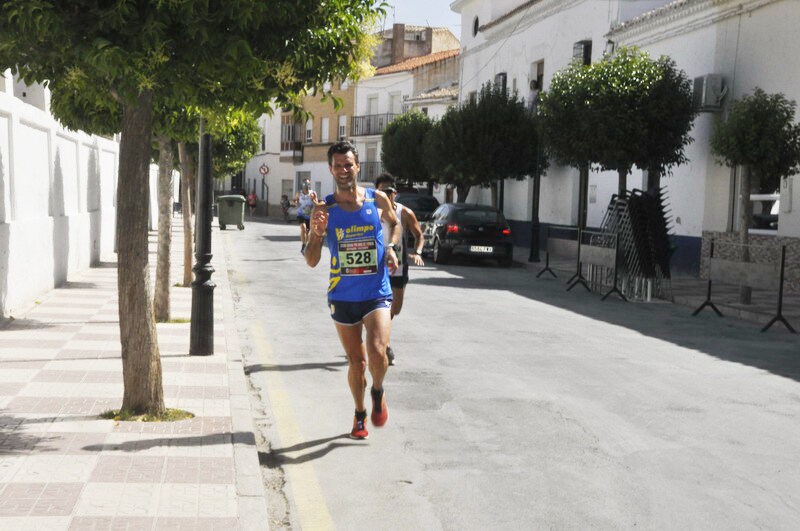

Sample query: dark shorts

[389,262,409,289]
[328,297,392,326]
[390,274,409,289]
[297,216,310,229]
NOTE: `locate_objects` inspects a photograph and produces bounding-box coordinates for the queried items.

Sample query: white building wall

[611,0,800,238]
[304,161,337,198]
[425,102,452,121]
[0,79,118,317]
[243,111,294,211]
[730,0,800,237]
[456,0,627,229]
[354,72,414,176]
[453,0,800,253]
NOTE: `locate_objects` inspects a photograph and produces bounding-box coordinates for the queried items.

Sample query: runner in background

[293,179,316,254]
[375,173,425,366]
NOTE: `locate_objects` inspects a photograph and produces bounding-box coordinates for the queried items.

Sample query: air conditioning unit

[693,74,727,112]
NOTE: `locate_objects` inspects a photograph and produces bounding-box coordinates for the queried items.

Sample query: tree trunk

[117,92,165,416]
[646,168,661,196]
[490,182,498,208]
[189,163,197,216]
[154,136,174,322]
[456,183,470,203]
[178,142,194,287]
[739,165,753,304]
[578,162,589,229]
[617,169,628,199]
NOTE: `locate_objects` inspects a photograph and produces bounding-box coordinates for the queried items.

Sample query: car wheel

[433,238,450,264]
[499,252,513,268]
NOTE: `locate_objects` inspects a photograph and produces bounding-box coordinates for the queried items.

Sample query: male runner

[293,180,316,254]
[304,141,401,439]
[374,173,425,366]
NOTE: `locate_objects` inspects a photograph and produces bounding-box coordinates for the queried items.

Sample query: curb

[213,227,271,529]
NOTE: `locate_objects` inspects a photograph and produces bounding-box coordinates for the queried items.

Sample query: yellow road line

[251,317,335,530]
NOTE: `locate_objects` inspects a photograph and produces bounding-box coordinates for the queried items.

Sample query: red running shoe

[351,414,369,439]
[370,387,388,427]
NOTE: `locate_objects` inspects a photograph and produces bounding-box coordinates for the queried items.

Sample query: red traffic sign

[259,164,270,175]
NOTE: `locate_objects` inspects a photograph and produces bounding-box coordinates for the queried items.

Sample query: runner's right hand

[310,199,328,237]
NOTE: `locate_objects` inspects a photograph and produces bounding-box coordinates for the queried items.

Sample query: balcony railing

[280,140,303,162]
[359,161,384,182]
[351,113,399,136]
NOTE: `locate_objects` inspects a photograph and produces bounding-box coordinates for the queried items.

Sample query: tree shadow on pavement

[0,413,92,456]
[261,235,300,242]
[0,317,60,331]
[81,432,247,452]
[60,281,101,290]
[244,361,348,374]
[412,263,800,383]
[259,433,358,467]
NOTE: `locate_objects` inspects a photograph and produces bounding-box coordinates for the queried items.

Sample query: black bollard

[528,174,541,262]
[190,121,215,356]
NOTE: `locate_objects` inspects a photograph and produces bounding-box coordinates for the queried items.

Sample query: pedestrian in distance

[304,140,401,440]
[293,179,317,254]
[280,194,291,222]
[374,173,425,366]
[246,191,258,216]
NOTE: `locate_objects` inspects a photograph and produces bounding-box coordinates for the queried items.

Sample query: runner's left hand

[386,247,398,274]
[408,252,424,266]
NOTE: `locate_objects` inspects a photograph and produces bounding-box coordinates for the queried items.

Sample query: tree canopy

[424,83,544,201]
[539,47,695,185]
[381,111,433,185]
[1,1,383,114]
[538,62,598,169]
[711,87,800,192]
[210,111,261,181]
[590,47,695,178]
[0,0,385,416]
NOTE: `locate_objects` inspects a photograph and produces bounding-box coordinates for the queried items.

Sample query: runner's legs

[390,286,405,318]
[335,323,367,411]
[299,217,309,245]
[362,307,391,390]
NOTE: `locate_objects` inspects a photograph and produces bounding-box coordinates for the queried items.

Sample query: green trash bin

[217,195,246,230]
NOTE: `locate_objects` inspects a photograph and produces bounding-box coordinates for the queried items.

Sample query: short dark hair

[374,172,396,189]
[327,140,359,165]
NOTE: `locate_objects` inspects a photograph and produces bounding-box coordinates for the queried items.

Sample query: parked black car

[395,193,440,222]
[422,203,513,267]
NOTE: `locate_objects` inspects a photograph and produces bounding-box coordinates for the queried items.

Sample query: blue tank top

[324,187,392,302]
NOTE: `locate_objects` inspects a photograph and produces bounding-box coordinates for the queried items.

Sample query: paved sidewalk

[513,245,800,332]
[0,220,268,530]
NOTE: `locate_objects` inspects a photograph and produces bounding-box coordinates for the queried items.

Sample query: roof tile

[375,49,460,75]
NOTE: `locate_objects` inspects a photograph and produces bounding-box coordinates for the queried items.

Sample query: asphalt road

[220,216,800,530]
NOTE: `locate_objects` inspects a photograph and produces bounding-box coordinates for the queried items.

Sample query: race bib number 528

[339,239,378,276]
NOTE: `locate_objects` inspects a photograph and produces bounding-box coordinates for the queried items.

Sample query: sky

[383,1,462,39]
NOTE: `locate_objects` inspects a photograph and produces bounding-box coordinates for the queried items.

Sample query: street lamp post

[190,120,215,356]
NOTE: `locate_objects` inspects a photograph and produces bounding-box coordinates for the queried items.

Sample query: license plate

[470,245,493,253]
